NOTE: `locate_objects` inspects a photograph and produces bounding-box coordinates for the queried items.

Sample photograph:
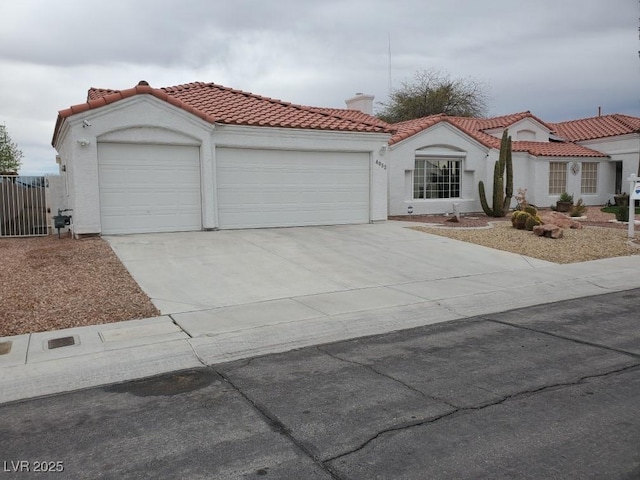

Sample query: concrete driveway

[106,222,552,340]
[4,223,640,404]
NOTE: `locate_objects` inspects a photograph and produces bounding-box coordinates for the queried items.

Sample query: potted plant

[556,192,573,213]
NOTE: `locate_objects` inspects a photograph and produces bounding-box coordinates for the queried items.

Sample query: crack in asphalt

[316,345,460,410]
[322,363,640,464]
[217,338,640,471]
[211,366,344,480]
[482,317,640,360]
[205,304,640,475]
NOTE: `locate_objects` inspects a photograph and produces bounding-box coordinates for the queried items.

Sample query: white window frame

[413,154,462,200]
[581,162,598,195]
[549,162,567,195]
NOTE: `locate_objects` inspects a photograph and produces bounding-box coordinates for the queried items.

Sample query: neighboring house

[52,81,392,235]
[52,81,640,235]
[551,114,640,196]
[386,112,640,217]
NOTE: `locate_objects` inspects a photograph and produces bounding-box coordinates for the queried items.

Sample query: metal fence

[0,175,49,237]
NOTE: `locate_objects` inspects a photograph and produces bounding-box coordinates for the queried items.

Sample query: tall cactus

[479,129,513,217]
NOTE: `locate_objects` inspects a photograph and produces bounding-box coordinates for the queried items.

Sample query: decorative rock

[540,211,583,229]
[533,224,563,238]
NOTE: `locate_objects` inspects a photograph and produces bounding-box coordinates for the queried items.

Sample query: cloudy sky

[1,0,639,175]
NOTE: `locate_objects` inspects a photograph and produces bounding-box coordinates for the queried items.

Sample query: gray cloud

[0,0,638,174]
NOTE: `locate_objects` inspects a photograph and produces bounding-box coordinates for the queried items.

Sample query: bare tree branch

[377,69,489,123]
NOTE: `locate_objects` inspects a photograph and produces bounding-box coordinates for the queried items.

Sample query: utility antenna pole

[388,32,393,98]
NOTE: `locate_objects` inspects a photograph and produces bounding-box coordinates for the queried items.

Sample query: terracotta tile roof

[388,112,607,157]
[550,114,640,141]
[511,141,606,157]
[472,111,554,131]
[52,81,394,145]
[389,111,552,146]
[311,107,391,129]
[87,88,118,101]
[53,80,629,159]
[390,115,446,145]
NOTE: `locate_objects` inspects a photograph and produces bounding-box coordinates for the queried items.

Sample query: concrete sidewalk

[1,222,640,404]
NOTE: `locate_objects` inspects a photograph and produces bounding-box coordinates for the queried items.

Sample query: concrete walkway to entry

[2,221,640,403]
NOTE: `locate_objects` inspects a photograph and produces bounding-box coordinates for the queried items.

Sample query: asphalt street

[1,289,639,479]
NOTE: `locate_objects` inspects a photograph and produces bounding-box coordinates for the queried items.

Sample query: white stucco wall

[507,152,533,207]
[54,96,215,235]
[53,95,390,234]
[578,134,640,195]
[388,123,489,216]
[386,120,617,216]
[485,119,551,142]
[526,157,614,208]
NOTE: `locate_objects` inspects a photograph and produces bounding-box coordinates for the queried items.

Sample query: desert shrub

[512,211,530,229]
[514,188,528,210]
[525,215,542,231]
[571,198,586,217]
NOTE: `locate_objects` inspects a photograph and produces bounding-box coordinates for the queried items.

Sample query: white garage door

[216,148,370,229]
[98,143,202,234]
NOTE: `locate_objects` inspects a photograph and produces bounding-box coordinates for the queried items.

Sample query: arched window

[413,149,464,199]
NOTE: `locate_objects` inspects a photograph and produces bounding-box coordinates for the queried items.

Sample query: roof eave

[389,118,492,152]
[51,115,64,148]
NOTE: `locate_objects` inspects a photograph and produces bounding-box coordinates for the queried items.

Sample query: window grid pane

[549,162,567,195]
[581,162,597,194]
[413,158,461,199]
[413,160,425,198]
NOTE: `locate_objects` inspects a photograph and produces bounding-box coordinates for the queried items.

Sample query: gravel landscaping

[411,222,640,264]
[0,235,159,337]
[404,207,640,264]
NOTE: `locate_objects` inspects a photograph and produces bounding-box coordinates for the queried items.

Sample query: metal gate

[0,175,49,237]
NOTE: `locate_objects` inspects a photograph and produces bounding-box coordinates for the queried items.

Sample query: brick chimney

[345,93,374,115]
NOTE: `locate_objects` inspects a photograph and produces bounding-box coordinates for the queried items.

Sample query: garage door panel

[217,148,370,229]
[98,143,201,235]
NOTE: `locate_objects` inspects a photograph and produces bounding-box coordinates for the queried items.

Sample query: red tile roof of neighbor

[52,81,393,145]
[550,114,640,142]
[389,112,609,157]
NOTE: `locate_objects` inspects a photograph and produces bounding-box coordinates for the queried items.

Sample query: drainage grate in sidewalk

[0,341,11,355]
[47,336,76,349]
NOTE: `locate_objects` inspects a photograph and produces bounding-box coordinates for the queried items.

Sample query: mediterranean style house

[384,110,640,216]
[52,81,640,234]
